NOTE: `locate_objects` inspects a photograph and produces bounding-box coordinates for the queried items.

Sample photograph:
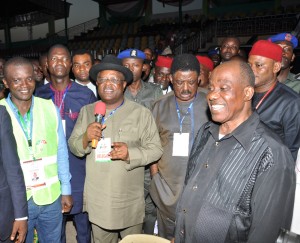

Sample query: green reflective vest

[0,98,61,205]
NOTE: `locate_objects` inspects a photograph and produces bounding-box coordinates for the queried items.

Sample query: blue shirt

[6,95,71,195]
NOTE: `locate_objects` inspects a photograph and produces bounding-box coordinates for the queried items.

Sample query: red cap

[196,55,214,71]
[155,55,173,69]
[249,40,282,62]
[94,102,106,115]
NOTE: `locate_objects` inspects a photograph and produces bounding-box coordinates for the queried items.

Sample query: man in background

[72,49,97,97]
[196,55,214,89]
[35,44,97,243]
[269,32,300,93]
[153,55,173,94]
[150,54,209,240]
[118,48,163,234]
[248,40,300,160]
[219,36,240,63]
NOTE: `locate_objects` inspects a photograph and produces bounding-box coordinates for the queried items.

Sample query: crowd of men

[0,31,299,243]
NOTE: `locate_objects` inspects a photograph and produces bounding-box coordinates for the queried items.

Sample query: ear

[273,61,281,73]
[208,71,212,78]
[243,86,254,101]
[291,53,295,63]
[2,78,9,89]
[197,74,201,85]
[169,74,173,85]
[142,64,147,72]
[122,80,127,90]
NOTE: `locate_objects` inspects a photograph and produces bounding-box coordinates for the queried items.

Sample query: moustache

[180,90,192,95]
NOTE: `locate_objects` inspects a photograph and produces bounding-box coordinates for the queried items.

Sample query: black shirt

[175,112,296,243]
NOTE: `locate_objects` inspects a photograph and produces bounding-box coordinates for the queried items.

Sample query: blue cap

[208,49,219,56]
[268,33,298,49]
[117,49,146,60]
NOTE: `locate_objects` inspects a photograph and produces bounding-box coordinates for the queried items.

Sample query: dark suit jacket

[0,105,27,241]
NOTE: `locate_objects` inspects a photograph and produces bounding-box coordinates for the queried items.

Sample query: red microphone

[91,102,106,149]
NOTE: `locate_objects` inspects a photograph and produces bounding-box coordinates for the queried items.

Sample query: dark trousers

[61,212,91,243]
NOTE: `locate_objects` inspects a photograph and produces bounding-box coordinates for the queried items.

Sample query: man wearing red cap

[196,55,214,89]
[149,54,209,240]
[248,40,300,160]
[153,55,173,95]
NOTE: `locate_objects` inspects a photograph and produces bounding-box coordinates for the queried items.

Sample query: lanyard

[51,83,71,112]
[102,100,124,123]
[175,95,195,140]
[18,109,32,147]
[101,100,124,139]
[255,82,277,110]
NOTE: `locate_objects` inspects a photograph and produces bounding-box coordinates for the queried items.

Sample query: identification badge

[95,137,112,162]
[172,133,189,157]
[21,158,46,188]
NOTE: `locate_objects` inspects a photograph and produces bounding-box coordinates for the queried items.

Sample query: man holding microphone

[68,55,162,243]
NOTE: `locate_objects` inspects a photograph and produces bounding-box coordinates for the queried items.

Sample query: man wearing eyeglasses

[219,37,241,63]
[68,55,163,243]
[149,54,210,240]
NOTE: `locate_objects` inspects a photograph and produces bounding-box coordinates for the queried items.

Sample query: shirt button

[215,141,219,146]
[183,209,187,213]
[180,229,184,235]
[192,185,198,191]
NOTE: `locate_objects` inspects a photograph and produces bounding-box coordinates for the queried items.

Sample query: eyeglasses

[96,78,125,85]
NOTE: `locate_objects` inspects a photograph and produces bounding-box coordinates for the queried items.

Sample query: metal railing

[174,13,298,54]
[56,18,99,40]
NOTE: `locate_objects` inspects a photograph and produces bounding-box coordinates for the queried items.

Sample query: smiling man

[1,56,72,243]
[68,55,162,243]
[173,60,296,243]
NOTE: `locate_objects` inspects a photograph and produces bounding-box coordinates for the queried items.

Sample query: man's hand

[83,122,106,149]
[61,195,73,213]
[10,220,27,243]
[150,162,159,177]
[171,238,175,243]
[110,142,129,162]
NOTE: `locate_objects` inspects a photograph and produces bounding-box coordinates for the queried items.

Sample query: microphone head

[94,102,106,115]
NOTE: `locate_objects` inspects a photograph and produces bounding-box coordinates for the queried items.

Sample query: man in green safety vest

[1,57,72,243]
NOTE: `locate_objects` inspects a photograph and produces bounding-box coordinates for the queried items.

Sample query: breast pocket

[117,127,140,147]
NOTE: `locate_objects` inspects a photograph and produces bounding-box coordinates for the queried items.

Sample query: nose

[207,89,219,101]
[183,81,189,90]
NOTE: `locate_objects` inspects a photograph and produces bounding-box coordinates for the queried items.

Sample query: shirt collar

[6,94,35,113]
[208,112,260,151]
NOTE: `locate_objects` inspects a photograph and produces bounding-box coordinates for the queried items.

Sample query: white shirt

[75,79,97,97]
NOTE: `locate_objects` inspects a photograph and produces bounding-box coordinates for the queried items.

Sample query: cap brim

[90,63,133,85]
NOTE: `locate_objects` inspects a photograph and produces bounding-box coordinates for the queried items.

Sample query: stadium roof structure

[0,0,71,29]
